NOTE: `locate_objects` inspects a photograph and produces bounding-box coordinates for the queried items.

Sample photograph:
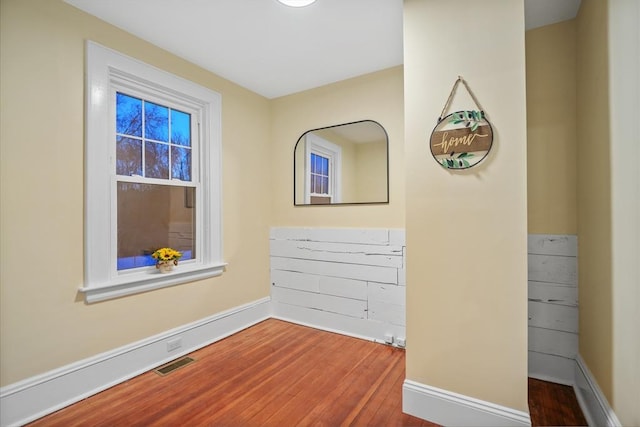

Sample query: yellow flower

[152,247,182,262]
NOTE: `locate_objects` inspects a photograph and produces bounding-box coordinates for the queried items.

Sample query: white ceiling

[64,0,581,99]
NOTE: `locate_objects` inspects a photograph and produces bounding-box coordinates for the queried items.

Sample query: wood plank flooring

[29,319,586,426]
[528,378,587,426]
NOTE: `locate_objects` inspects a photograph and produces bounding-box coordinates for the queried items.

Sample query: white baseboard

[402,379,531,427]
[272,300,406,346]
[574,354,622,427]
[0,297,271,427]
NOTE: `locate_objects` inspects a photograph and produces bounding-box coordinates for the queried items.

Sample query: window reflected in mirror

[294,120,389,205]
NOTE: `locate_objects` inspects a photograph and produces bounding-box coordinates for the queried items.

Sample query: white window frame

[80,41,225,303]
[304,133,342,203]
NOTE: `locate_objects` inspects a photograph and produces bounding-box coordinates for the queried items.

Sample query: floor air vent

[154,357,195,376]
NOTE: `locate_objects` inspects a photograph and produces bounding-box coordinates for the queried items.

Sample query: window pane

[145,141,169,179]
[321,157,328,175]
[117,183,195,270]
[116,93,142,137]
[314,175,322,194]
[322,177,329,194]
[145,101,169,142]
[172,146,191,181]
[116,136,142,176]
[171,109,191,147]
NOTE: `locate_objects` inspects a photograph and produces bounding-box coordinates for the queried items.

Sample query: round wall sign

[430,110,493,170]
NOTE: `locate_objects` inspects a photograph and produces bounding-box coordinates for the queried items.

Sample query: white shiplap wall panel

[527,234,579,384]
[271,256,398,284]
[368,283,406,326]
[270,269,319,293]
[270,239,403,267]
[528,351,576,385]
[528,301,578,333]
[270,227,392,246]
[528,234,577,256]
[528,326,578,358]
[398,268,406,286]
[528,281,577,307]
[319,276,369,301]
[528,254,577,285]
[369,300,406,326]
[271,286,367,319]
[389,229,406,246]
[368,283,406,306]
[271,227,406,344]
[271,270,368,300]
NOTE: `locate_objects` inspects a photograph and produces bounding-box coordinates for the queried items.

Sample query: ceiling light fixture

[277,0,317,7]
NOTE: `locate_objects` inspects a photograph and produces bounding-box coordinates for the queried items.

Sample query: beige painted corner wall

[608,0,639,425]
[270,66,404,227]
[404,0,529,413]
[525,20,578,235]
[355,141,388,203]
[575,0,614,404]
[0,0,271,386]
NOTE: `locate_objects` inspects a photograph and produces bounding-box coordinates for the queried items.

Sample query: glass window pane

[145,141,169,179]
[171,146,191,181]
[321,157,329,175]
[314,175,322,193]
[322,177,329,194]
[310,153,317,174]
[116,136,142,176]
[145,101,169,142]
[171,109,191,147]
[117,183,195,271]
[116,93,142,137]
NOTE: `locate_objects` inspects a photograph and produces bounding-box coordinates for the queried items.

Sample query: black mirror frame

[293,119,390,206]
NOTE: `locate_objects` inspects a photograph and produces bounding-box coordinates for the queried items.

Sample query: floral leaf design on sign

[450,110,485,132]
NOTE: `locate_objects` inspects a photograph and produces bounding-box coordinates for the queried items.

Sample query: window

[304,134,342,204]
[310,152,330,201]
[81,41,224,303]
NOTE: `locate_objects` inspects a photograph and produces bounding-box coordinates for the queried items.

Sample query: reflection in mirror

[294,120,389,205]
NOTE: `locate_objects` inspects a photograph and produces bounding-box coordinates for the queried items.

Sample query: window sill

[79,262,227,303]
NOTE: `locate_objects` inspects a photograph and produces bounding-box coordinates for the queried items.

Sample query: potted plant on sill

[151,247,183,273]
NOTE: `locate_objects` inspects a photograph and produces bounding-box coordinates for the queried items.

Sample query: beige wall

[0,0,271,386]
[271,66,404,226]
[608,0,639,425]
[404,0,529,412]
[610,0,640,423]
[576,0,614,403]
[355,140,387,203]
[526,21,578,235]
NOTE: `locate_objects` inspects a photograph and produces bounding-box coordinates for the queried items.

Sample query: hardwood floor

[29,319,435,427]
[528,378,587,426]
[29,319,586,426]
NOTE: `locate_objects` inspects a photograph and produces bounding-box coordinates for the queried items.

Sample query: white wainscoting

[0,298,271,427]
[528,234,578,385]
[270,227,406,346]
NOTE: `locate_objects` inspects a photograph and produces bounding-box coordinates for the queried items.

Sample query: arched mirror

[294,120,389,205]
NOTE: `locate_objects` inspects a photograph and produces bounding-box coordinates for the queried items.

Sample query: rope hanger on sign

[438,76,487,123]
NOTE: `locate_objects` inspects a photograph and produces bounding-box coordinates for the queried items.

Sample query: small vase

[156,260,176,274]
